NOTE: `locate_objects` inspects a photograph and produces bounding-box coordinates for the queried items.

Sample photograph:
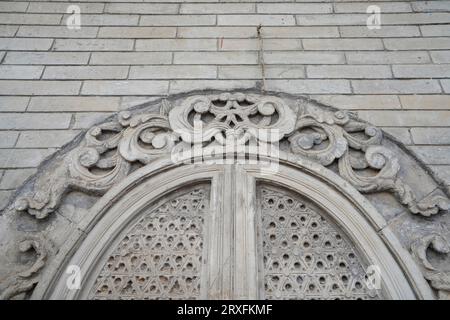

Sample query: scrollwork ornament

[0,236,47,300]
[118,114,178,164]
[411,234,450,299]
[8,92,450,219]
[289,119,347,166]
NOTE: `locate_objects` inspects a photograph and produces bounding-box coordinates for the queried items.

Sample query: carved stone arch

[0,90,449,300]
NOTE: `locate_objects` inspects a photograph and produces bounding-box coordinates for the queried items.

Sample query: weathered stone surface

[393,65,450,78]
[400,95,450,110]
[0,81,81,96]
[53,39,134,51]
[61,14,139,26]
[335,2,412,13]
[136,39,216,51]
[218,65,305,79]
[130,66,217,79]
[0,26,17,37]
[260,26,339,38]
[98,27,176,38]
[169,80,256,94]
[105,3,178,14]
[28,97,120,112]
[384,38,450,50]
[352,80,441,94]
[17,26,99,38]
[177,26,257,38]
[0,13,61,25]
[431,51,450,63]
[81,80,169,96]
[0,132,18,148]
[0,38,53,50]
[182,3,256,14]
[4,52,90,65]
[43,66,129,80]
[28,2,104,13]
[264,52,345,64]
[0,191,12,210]
[16,131,80,148]
[73,113,113,129]
[90,52,172,65]
[440,80,450,93]
[218,14,295,26]
[430,166,450,185]
[409,146,450,165]
[421,25,450,36]
[0,149,55,168]
[312,95,401,110]
[219,39,302,51]
[358,111,450,126]
[0,0,449,301]
[174,52,258,65]
[411,128,450,145]
[382,128,413,145]
[257,3,332,14]
[0,97,29,112]
[340,26,420,38]
[347,51,430,64]
[0,66,43,80]
[0,169,36,190]
[302,38,383,50]
[141,15,216,26]
[0,113,72,130]
[266,79,351,93]
[307,65,392,79]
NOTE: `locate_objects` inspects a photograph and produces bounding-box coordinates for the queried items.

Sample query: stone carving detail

[259,185,378,300]
[411,234,450,300]
[169,92,296,145]
[0,236,47,300]
[290,101,449,217]
[89,186,208,300]
[10,92,449,219]
[14,107,178,219]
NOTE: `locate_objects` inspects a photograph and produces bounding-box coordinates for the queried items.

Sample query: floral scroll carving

[169,92,296,145]
[10,92,449,220]
[0,236,47,300]
[290,100,449,217]
[411,234,450,300]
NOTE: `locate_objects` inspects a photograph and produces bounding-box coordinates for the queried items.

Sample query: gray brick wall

[0,0,450,208]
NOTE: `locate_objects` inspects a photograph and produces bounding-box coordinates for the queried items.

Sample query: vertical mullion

[233,165,259,299]
[204,166,234,299]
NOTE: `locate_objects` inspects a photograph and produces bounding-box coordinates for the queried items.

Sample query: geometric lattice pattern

[89,186,209,300]
[259,185,379,300]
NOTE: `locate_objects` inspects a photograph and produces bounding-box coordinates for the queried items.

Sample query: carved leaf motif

[118,114,178,164]
[411,234,450,299]
[289,119,347,166]
[9,92,450,219]
[0,236,47,300]
[338,146,400,193]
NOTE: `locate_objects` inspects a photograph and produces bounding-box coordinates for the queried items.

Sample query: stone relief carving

[2,91,450,299]
[411,234,450,300]
[169,93,296,145]
[12,92,449,220]
[0,236,47,300]
[290,101,449,217]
